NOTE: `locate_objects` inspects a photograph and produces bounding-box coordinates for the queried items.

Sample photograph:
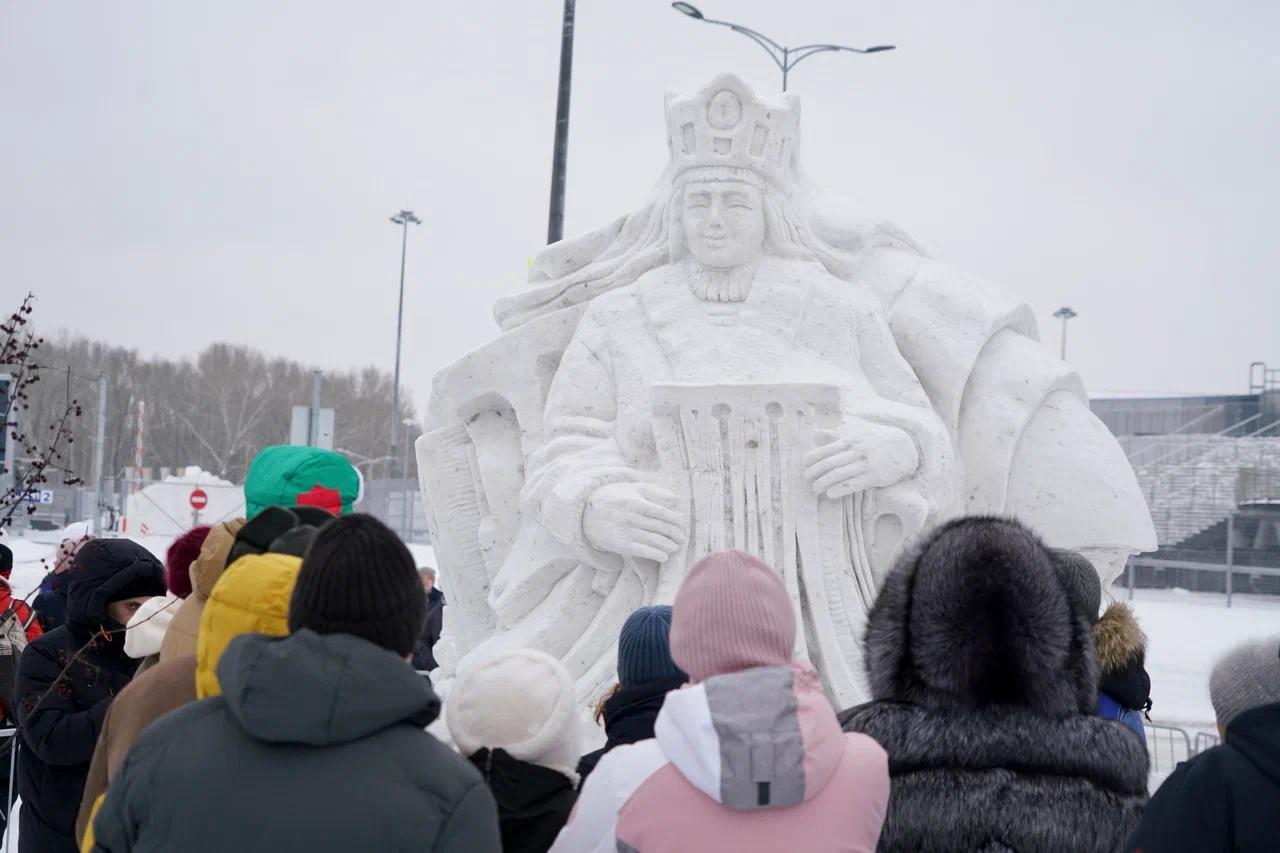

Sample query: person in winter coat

[413,567,445,671]
[840,516,1149,852]
[33,535,94,632]
[0,543,42,840]
[1094,601,1152,738]
[1051,547,1153,738]
[0,540,44,656]
[89,514,500,853]
[157,518,243,660]
[1127,633,1280,852]
[163,525,210,599]
[576,605,686,787]
[15,538,166,853]
[448,648,580,853]
[77,549,304,848]
[552,549,889,853]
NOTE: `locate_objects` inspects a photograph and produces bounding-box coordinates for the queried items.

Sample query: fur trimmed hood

[1093,602,1145,675]
[863,515,1098,717]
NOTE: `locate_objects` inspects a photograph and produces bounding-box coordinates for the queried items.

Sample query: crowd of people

[0,444,1275,852]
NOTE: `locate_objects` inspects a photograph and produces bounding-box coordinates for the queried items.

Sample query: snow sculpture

[417,74,1155,708]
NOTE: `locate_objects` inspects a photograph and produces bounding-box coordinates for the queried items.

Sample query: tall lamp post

[671,3,895,92]
[547,0,576,244]
[1053,306,1078,361]
[388,210,421,519]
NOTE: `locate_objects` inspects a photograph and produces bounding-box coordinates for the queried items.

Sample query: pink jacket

[551,663,888,853]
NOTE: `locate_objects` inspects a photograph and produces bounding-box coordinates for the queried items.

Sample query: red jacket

[0,580,43,643]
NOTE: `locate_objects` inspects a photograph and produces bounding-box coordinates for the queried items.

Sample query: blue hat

[617,605,687,687]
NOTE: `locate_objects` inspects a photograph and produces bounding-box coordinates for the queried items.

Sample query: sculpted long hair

[493,166,920,331]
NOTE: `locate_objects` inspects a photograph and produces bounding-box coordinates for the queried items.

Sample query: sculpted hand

[803,421,919,499]
[582,482,687,563]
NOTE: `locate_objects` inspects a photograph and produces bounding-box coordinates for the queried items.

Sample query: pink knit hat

[670,549,796,682]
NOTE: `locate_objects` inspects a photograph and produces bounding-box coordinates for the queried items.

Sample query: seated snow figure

[417,74,1155,707]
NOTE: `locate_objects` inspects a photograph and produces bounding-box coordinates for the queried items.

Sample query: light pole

[547,0,576,244]
[400,418,418,540]
[1053,306,1078,361]
[388,210,421,516]
[671,3,895,92]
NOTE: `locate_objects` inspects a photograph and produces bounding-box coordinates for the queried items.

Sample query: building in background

[1093,362,1280,595]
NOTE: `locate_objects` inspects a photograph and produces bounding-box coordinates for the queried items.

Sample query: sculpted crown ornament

[665,73,800,186]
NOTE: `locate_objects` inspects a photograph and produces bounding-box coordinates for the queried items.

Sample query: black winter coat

[413,587,445,671]
[469,747,576,853]
[576,675,685,786]
[90,629,502,853]
[16,539,164,853]
[1127,703,1280,852]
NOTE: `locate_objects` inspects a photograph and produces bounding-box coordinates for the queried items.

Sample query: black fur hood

[863,515,1098,717]
[842,517,1149,851]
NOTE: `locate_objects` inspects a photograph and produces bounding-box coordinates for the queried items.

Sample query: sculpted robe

[483,257,956,703]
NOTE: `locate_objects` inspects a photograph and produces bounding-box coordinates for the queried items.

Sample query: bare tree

[1,295,82,529]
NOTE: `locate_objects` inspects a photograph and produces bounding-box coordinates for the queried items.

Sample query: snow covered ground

[1128,587,1280,729]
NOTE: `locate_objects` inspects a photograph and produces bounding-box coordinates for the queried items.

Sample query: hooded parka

[88,629,500,852]
[552,662,889,853]
[15,539,164,853]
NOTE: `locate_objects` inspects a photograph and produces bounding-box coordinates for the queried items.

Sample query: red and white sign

[189,488,209,510]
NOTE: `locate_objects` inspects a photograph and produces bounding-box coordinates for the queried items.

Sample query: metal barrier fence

[1145,722,1219,793]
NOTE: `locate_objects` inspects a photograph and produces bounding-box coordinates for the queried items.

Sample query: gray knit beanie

[1209,634,1280,727]
[1049,548,1103,624]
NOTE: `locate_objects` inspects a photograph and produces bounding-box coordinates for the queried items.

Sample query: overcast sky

[3,1,1277,417]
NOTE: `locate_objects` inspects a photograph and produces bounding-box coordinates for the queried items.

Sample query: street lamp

[388,210,421,512]
[671,3,895,92]
[1053,306,1078,361]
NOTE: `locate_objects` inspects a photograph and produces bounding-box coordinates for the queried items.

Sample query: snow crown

[665,73,800,187]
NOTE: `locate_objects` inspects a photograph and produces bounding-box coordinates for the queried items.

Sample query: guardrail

[1145,722,1221,793]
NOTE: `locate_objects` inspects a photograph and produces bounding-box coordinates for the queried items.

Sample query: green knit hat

[244,446,361,519]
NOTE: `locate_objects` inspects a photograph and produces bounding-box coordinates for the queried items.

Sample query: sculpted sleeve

[520,303,645,572]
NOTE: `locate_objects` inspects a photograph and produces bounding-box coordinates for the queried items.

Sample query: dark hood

[470,747,575,811]
[863,516,1097,717]
[65,538,166,635]
[218,629,440,745]
[1228,702,1280,785]
[427,587,445,607]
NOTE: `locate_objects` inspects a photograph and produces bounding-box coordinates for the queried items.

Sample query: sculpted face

[681,179,766,269]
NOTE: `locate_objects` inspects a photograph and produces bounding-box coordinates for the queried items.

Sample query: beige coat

[158,518,244,661]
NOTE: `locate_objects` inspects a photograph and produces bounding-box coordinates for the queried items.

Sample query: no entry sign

[189,488,209,510]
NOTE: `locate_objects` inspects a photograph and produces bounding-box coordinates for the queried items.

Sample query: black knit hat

[288,514,426,657]
[0,543,12,579]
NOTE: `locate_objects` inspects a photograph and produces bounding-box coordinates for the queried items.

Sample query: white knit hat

[446,648,581,780]
[123,592,182,660]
